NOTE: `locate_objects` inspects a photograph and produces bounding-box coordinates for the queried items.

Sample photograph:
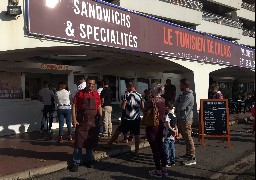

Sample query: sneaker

[102,134,109,138]
[99,133,107,138]
[166,162,175,168]
[58,136,63,143]
[68,135,73,141]
[149,170,162,178]
[170,161,176,166]
[68,163,78,172]
[183,157,196,166]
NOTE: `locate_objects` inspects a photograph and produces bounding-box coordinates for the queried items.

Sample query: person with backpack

[143,84,169,178]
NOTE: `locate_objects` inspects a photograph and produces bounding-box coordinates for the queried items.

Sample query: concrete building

[0,0,255,136]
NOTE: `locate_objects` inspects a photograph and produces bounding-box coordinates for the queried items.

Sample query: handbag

[142,103,160,127]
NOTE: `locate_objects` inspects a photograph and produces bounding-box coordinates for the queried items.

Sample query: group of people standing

[39,77,114,172]
[101,78,196,178]
[143,79,196,178]
[39,77,197,177]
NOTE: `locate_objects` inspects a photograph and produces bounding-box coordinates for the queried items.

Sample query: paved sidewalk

[0,121,149,179]
[0,112,253,180]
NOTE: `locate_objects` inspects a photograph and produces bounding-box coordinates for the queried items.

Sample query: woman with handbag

[143,84,169,178]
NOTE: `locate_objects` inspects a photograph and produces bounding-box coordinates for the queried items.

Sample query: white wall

[0,0,79,52]
[237,35,255,48]
[119,0,203,25]
[197,20,243,40]
[0,100,43,136]
[237,8,255,22]
[167,58,224,106]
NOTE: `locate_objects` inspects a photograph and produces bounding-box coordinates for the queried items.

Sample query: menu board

[199,99,231,148]
[203,101,228,135]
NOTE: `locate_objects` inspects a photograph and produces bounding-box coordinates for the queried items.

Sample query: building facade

[0,0,255,136]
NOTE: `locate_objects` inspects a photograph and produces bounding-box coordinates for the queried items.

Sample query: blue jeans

[96,115,104,135]
[164,138,175,164]
[58,109,72,136]
[41,105,54,130]
[72,148,93,165]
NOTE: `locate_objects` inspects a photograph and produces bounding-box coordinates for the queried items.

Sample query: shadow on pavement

[0,148,72,161]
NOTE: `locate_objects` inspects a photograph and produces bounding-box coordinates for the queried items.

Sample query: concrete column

[134,74,138,89]
[117,76,121,101]
[68,71,75,97]
[193,70,210,111]
[21,73,26,100]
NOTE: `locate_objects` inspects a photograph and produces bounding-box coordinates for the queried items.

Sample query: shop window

[0,72,23,99]
[137,78,150,95]
[25,77,41,100]
[151,79,161,85]
[25,73,67,100]
[119,77,134,101]
[248,82,255,92]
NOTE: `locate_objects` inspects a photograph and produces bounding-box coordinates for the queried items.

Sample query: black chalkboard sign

[203,100,228,135]
[199,99,231,148]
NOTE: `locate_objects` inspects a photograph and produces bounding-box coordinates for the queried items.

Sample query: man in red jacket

[68,78,102,172]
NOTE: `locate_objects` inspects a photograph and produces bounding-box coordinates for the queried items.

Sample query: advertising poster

[0,72,23,99]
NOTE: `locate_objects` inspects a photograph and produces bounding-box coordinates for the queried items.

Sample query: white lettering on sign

[73,0,131,28]
[41,64,69,71]
[65,0,138,48]
[240,48,256,68]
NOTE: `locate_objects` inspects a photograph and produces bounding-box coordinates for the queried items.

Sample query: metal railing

[241,2,255,12]
[160,0,203,11]
[202,11,243,29]
[243,29,256,38]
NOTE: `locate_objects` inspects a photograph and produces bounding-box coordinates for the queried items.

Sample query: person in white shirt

[77,76,87,91]
[97,81,104,95]
[39,81,55,133]
[55,82,73,143]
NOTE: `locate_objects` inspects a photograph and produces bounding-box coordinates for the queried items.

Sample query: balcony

[117,0,203,25]
[197,11,243,39]
[243,29,255,38]
[237,28,255,47]
[241,2,255,12]
[159,0,203,11]
[237,2,255,22]
[202,11,243,29]
[200,0,242,10]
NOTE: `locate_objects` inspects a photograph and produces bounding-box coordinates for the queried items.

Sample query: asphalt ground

[32,123,255,180]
